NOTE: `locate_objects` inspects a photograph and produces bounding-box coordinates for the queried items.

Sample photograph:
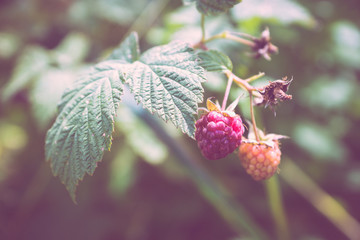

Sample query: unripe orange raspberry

[238,141,281,181]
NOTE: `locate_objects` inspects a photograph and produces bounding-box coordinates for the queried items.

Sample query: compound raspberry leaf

[45,33,139,202]
[45,33,206,201]
[124,41,206,138]
[184,0,242,16]
[198,50,233,72]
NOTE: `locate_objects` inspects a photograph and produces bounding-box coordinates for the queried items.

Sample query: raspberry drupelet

[195,111,244,160]
[238,141,281,181]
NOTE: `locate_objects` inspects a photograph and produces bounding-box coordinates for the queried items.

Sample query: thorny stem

[221,72,233,111]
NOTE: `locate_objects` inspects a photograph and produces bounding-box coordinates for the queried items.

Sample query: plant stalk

[200,14,206,42]
[245,72,265,83]
[193,31,256,49]
[265,175,290,240]
[249,93,260,141]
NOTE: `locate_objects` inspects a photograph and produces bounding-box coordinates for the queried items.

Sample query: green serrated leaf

[198,50,233,72]
[193,0,241,16]
[109,32,140,63]
[124,41,206,138]
[45,63,124,202]
[1,46,49,102]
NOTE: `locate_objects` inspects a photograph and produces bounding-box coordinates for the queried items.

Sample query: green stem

[193,31,256,49]
[229,72,255,92]
[221,72,233,111]
[265,175,290,240]
[204,32,255,47]
[246,72,265,83]
[200,14,206,42]
[249,93,260,141]
[225,32,256,47]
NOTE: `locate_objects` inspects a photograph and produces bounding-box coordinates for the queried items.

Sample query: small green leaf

[186,0,241,16]
[125,40,206,138]
[198,50,233,72]
[109,32,140,63]
[1,46,49,102]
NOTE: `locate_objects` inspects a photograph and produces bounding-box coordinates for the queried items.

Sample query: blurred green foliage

[1,0,360,239]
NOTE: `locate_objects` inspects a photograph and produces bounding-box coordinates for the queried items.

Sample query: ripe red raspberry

[238,141,281,181]
[195,111,244,160]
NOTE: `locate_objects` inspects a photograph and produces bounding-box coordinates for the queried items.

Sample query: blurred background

[1,0,360,239]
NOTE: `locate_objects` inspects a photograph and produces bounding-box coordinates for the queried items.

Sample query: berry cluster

[194,98,285,181]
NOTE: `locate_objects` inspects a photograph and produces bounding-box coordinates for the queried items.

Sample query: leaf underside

[45,32,206,201]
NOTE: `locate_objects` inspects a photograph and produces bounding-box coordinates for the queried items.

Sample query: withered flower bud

[257,76,293,115]
[252,27,278,61]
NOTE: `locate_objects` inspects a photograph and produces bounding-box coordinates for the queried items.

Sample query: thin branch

[201,14,206,42]
[249,93,260,142]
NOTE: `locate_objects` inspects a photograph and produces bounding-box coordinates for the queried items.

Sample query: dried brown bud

[257,76,293,114]
[252,28,278,61]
